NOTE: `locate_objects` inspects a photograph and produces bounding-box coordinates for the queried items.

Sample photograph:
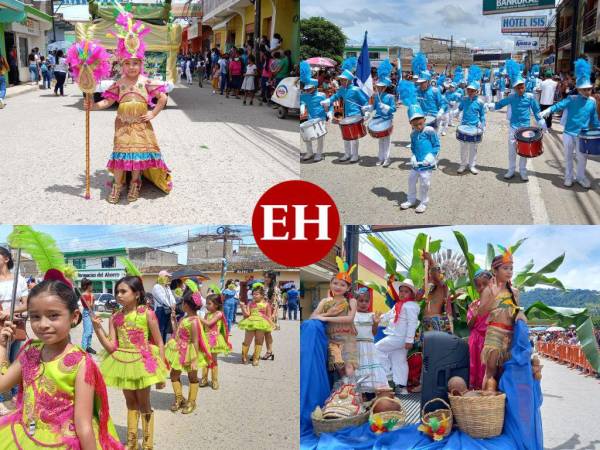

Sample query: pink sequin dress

[467,300,489,390]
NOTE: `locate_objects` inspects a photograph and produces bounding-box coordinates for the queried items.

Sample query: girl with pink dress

[467,269,492,390]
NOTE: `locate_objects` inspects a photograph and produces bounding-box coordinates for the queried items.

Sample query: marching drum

[424,115,437,128]
[299,118,327,142]
[579,130,600,156]
[339,115,367,141]
[515,127,544,158]
[456,125,483,143]
[368,117,394,138]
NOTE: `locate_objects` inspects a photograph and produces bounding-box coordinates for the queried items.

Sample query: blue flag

[356,31,373,97]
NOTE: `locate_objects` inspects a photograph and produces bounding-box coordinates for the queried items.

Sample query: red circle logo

[252,181,340,267]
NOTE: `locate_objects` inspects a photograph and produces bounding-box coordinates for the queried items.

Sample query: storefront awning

[212,15,236,31]
[0,0,25,23]
[25,4,52,23]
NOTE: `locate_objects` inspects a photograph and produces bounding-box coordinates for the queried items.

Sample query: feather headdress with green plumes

[335,256,356,283]
[117,257,142,277]
[209,283,222,295]
[185,279,199,293]
[7,225,66,274]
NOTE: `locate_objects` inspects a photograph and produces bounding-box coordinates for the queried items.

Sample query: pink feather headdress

[108,12,151,61]
[66,40,111,91]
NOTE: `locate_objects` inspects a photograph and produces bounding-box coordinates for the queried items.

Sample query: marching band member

[481,68,493,103]
[493,69,505,102]
[300,61,329,162]
[486,59,545,182]
[320,57,369,163]
[398,80,440,213]
[457,66,486,175]
[372,59,397,167]
[415,54,447,136]
[440,82,461,135]
[541,58,600,188]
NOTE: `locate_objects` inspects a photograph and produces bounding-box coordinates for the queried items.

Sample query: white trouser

[305,136,324,157]
[343,139,359,158]
[185,69,192,83]
[508,126,528,174]
[378,136,391,161]
[450,107,459,125]
[439,112,450,135]
[407,169,432,205]
[483,94,492,104]
[375,336,409,386]
[460,141,478,168]
[497,90,504,102]
[563,133,588,181]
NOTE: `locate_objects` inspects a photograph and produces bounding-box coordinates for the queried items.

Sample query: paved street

[0,82,299,224]
[63,313,299,449]
[301,106,600,224]
[538,354,600,449]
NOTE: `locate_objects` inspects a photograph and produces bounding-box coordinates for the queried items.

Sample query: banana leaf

[486,243,495,270]
[525,301,600,373]
[367,235,401,278]
[117,257,142,277]
[358,280,388,298]
[510,238,527,254]
[408,233,428,288]
[453,230,480,291]
[514,254,565,290]
[514,259,535,286]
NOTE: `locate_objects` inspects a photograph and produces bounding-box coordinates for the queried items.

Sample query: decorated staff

[66,40,111,200]
[541,58,600,188]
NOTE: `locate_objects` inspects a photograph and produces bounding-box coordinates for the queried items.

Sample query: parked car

[94,293,119,312]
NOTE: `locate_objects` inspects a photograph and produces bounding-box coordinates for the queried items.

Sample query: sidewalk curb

[6,84,39,99]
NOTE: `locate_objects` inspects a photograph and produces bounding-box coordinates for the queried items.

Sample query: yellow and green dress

[165,316,213,371]
[238,301,274,332]
[100,305,168,390]
[203,312,232,355]
[0,340,123,449]
[102,76,172,193]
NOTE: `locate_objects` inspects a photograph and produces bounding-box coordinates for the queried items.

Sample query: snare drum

[579,129,600,156]
[339,115,367,141]
[368,117,394,138]
[515,127,543,158]
[424,115,437,128]
[299,118,327,142]
[456,125,483,143]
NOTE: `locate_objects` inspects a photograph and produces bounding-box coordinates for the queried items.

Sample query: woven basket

[311,409,370,436]
[448,392,506,438]
[368,396,406,433]
[420,398,453,440]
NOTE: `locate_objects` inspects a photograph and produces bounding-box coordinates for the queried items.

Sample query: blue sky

[0,225,255,264]
[359,226,600,290]
[302,0,556,52]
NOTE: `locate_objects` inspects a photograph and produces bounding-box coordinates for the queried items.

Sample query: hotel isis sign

[483,0,556,15]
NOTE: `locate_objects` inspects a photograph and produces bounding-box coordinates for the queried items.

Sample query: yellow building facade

[203,0,299,61]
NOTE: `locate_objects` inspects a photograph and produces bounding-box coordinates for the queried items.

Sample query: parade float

[300,231,600,449]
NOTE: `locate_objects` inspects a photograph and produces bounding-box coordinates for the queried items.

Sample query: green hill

[520,289,600,322]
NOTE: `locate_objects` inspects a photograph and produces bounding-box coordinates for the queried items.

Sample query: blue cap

[467,80,480,90]
[376,76,392,87]
[417,70,431,83]
[408,104,425,121]
[303,78,318,90]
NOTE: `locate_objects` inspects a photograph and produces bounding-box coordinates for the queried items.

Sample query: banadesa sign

[514,37,540,50]
[502,15,548,33]
[483,0,556,15]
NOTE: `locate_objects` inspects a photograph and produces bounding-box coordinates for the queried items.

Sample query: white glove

[361,105,372,114]
[410,155,418,168]
[538,120,548,133]
[300,105,306,117]
[327,111,333,121]
[486,103,496,111]
[363,111,371,120]
[320,99,330,108]
[478,122,485,131]
[437,108,444,119]
[540,108,551,119]
[424,153,436,167]
[380,103,391,114]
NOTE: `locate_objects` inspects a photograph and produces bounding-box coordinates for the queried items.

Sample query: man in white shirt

[375,279,420,396]
[539,70,558,129]
[151,270,176,342]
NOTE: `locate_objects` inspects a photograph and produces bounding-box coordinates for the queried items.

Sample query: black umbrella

[170,268,209,280]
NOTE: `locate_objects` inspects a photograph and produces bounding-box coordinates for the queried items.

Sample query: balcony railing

[583,8,597,35]
[203,0,233,16]
[557,28,572,47]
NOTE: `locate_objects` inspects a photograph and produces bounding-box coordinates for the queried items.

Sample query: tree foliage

[300,17,346,64]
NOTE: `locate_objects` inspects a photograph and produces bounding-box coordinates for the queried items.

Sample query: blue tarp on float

[300,319,543,450]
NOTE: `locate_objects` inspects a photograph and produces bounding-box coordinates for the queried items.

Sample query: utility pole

[449,35,453,69]
[254,0,261,60]
[50,0,56,43]
[217,226,240,289]
[345,226,360,285]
